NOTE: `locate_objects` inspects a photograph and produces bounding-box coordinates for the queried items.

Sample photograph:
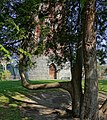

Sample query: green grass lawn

[82,79,107,93]
[0,79,107,120]
[98,79,107,92]
[0,79,67,120]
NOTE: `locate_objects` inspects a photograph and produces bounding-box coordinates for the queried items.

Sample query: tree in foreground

[0,0,107,119]
[18,0,98,119]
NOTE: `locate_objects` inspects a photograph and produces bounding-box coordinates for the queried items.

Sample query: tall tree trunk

[81,0,98,119]
[71,39,83,118]
[69,1,83,116]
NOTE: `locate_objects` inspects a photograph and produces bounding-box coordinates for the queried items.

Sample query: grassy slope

[0,79,107,120]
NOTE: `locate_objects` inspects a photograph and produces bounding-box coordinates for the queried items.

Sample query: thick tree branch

[19,54,72,92]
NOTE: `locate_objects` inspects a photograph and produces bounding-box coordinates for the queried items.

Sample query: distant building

[27,55,71,80]
[0,55,71,80]
[1,55,107,80]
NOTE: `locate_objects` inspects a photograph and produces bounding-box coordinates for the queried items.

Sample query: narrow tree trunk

[71,40,83,118]
[68,1,83,116]
[81,0,98,119]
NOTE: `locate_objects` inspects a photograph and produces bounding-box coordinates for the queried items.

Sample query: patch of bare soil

[19,89,107,120]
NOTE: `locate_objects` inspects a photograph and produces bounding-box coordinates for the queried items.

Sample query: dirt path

[19,89,107,120]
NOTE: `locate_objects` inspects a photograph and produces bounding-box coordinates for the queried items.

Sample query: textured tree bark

[80,0,99,119]
[71,39,83,118]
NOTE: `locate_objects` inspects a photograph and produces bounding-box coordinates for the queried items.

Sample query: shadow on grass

[0,107,21,120]
[0,80,107,120]
[0,80,72,120]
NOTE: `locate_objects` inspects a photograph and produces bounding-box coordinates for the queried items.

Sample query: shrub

[0,70,11,80]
